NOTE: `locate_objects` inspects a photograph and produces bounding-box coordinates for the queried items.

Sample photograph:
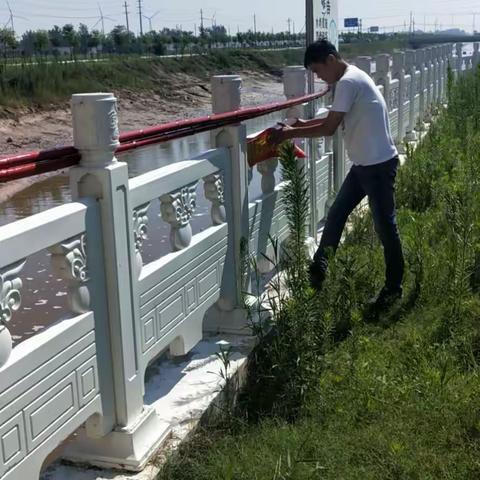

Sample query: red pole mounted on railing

[0,88,329,183]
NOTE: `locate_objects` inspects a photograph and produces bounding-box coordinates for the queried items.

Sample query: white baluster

[405,50,418,141]
[0,260,25,368]
[392,51,406,149]
[49,235,90,314]
[204,173,226,225]
[160,183,198,251]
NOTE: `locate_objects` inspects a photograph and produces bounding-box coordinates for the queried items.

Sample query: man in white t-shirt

[274,39,404,309]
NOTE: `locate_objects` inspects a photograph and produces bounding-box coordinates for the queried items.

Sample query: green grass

[0,49,305,109]
[340,38,409,59]
[156,67,480,479]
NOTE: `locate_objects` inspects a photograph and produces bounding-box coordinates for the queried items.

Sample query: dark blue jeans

[313,156,404,291]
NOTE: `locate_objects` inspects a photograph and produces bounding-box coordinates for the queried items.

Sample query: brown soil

[0,71,283,155]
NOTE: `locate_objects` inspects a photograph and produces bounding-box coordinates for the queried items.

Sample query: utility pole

[254,13,257,46]
[287,17,292,34]
[200,9,204,36]
[124,1,130,33]
[138,0,143,36]
[473,13,476,34]
[293,20,296,35]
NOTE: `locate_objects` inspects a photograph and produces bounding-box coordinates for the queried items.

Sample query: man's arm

[288,117,326,128]
[274,111,345,143]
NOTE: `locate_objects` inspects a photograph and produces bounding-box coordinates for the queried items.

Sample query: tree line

[0,24,305,58]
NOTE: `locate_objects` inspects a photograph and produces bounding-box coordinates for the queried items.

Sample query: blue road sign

[344,17,359,28]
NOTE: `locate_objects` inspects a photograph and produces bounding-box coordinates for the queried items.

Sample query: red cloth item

[247,127,306,168]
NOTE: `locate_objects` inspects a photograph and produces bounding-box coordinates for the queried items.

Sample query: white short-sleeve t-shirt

[331,64,398,166]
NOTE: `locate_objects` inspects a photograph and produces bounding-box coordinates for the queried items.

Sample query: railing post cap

[405,49,416,65]
[283,65,306,73]
[355,56,372,74]
[211,75,242,113]
[375,53,391,72]
[71,91,120,166]
[71,92,116,104]
[211,75,242,85]
[283,66,306,99]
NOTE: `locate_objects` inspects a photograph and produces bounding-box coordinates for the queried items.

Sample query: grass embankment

[0,49,305,109]
[157,67,480,479]
[340,37,409,59]
[0,41,409,111]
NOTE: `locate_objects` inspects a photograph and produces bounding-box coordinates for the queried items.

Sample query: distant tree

[33,30,49,54]
[110,25,134,52]
[88,29,101,49]
[0,28,17,50]
[78,24,90,54]
[48,25,63,48]
[62,24,79,51]
[20,30,35,55]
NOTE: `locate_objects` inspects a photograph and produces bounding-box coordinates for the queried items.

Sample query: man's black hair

[304,39,341,68]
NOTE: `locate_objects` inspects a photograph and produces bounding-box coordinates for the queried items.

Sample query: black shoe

[309,261,326,291]
[368,286,402,310]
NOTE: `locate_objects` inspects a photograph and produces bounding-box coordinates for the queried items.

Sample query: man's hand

[289,118,308,128]
[269,125,294,145]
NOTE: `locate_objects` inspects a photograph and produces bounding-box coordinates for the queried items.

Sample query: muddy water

[0,91,289,346]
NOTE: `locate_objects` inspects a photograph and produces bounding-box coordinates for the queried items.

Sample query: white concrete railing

[0,41,477,479]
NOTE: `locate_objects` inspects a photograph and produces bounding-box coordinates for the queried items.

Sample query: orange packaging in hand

[247,127,306,168]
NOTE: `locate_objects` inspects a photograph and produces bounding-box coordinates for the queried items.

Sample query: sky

[1,0,479,37]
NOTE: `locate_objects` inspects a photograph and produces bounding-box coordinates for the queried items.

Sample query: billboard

[312,0,339,48]
[369,26,379,33]
[344,17,359,28]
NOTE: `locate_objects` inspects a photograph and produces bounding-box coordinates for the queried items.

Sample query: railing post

[473,42,480,69]
[65,93,169,471]
[284,66,318,238]
[439,45,447,102]
[392,51,406,149]
[283,65,307,118]
[432,46,440,105]
[405,49,417,141]
[356,56,372,76]
[424,48,434,122]
[415,49,426,127]
[375,54,392,112]
[456,43,463,77]
[436,45,444,105]
[204,75,250,334]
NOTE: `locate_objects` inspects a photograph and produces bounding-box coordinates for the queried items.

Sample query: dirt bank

[0,72,283,155]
